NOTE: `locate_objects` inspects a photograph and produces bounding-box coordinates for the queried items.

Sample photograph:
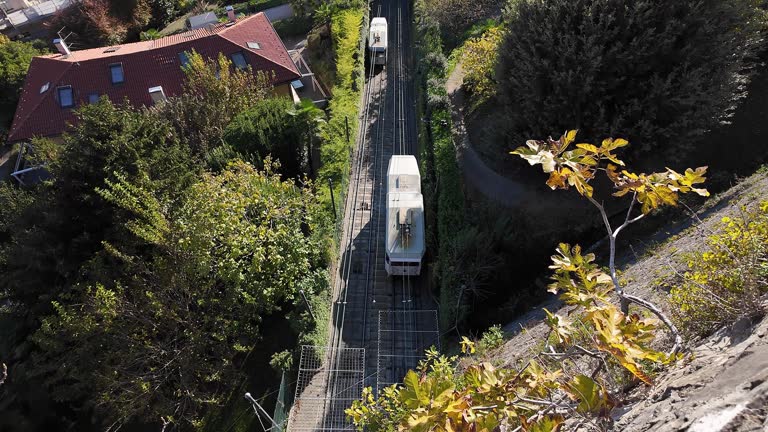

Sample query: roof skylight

[247,41,261,50]
[40,82,50,94]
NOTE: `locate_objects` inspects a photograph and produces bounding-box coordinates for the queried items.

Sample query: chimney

[53,38,71,57]
[226,5,236,23]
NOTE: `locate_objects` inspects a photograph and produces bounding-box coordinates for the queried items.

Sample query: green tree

[32,161,328,429]
[0,99,198,430]
[496,0,766,159]
[222,98,325,178]
[0,39,47,135]
[159,50,271,159]
[461,26,503,105]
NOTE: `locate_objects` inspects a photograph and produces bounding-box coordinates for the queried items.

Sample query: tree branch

[623,293,683,355]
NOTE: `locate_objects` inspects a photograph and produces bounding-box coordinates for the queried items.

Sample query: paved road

[445,63,527,208]
[263,4,293,22]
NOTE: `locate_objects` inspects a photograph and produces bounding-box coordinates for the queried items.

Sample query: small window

[40,82,50,94]
[109,63,124,84]
[178,51,190,68]
[88,93,99,104]
[230,52,247,70]
[58,86,74,108]
[103,46,121,53]
[148,86,166,105]
[247,41,261,50]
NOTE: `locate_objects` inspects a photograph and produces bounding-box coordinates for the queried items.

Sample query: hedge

[414,0,467,334]
[317,7,368,248]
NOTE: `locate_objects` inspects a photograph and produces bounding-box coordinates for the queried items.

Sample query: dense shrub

[461,26,503,106]
[496,0,767,159]
[223,97,312,178]
[317,8,366,218]
[414,0,467,332]
[670,202,768,338]
[477,324,505,352]
[0,38,47,136]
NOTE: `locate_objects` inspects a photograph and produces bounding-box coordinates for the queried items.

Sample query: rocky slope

[476,169,768,431]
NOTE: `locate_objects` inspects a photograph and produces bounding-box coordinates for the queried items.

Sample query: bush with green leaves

[414,0,468,333]
[316,7,366,219]
[223,98,325,178]
[31,161,329,429]
[0,38,47,135]
[478,324,505,352]
[496,0,767,159]
[670,202,768,338]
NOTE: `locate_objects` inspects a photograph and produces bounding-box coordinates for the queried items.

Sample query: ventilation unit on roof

[247,41,261,50]
[104,46,121,53]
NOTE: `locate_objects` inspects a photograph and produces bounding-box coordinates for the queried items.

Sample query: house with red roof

[7,11,302,145]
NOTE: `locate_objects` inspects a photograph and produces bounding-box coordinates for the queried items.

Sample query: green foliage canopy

[32,161,329,429]
[496,0,767,158]
[159,51,272,159]
[0,39,47,134]
[223,98,325,178]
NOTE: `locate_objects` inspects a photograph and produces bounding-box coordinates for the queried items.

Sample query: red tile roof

[8,13,301,142]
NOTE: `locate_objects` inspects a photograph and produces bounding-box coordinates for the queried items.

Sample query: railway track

[289,0,439,430]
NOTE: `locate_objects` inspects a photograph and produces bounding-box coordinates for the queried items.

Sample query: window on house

[230,52,247,70]
[40,82,50,94]
[109,63,124,84]
[148,86,166,105]
[178,51,190,68]
[88,93,99,104]
[247,41,261,50]
[58,86,74,108]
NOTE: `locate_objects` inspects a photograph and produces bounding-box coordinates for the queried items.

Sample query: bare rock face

[615,313,768,432]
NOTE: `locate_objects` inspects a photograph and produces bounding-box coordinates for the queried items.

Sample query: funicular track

[290,1,438,430]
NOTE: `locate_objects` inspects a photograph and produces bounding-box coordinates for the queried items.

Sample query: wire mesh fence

[376,310,440,393]
[290,345,365,431]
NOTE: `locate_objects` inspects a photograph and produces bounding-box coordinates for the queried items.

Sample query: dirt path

[445,63,527,207]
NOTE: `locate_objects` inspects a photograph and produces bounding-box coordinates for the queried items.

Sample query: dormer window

[230,52,247,70]
[109,63,124,84]
[148,86,166,105]
[58,86,74,108]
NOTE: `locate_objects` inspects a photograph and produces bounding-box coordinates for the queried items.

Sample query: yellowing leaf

[564,130,578,146]
[575,143,599,153]
[565,375,603,414]
[543,308,573,344]
[460,336,476,354]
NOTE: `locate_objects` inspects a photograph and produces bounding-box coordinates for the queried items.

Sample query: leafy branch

[513,130,709,354]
